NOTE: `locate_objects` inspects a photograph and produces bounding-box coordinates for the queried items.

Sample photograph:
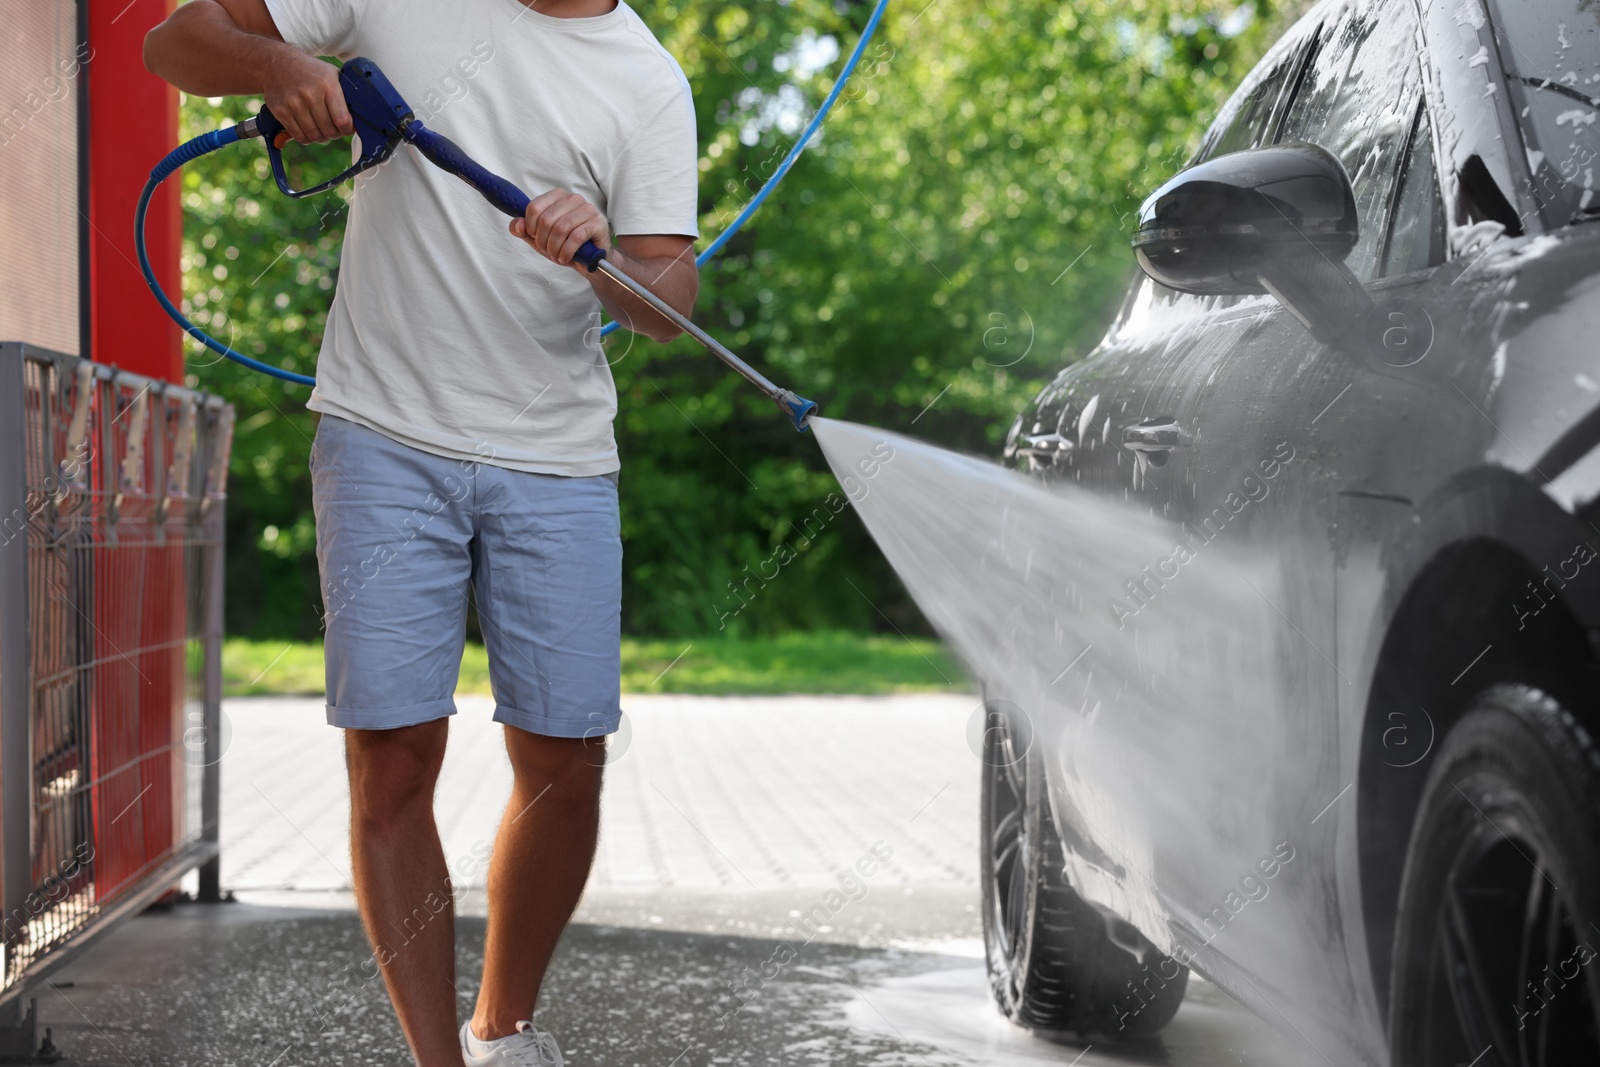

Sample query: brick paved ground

[219,693,983,901]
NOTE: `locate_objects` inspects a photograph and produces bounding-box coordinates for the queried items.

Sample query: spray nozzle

[776,391,819,432]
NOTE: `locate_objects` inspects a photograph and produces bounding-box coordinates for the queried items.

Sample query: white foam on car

[811,415,1379,1057]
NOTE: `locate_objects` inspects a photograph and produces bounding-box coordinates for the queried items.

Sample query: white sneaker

[460,1020,564,1067]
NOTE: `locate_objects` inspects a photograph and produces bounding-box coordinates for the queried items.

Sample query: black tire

[1389,684,1600,1067]
[978,700,1188,1036]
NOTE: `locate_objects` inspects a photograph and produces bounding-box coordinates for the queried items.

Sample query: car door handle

[1121,419,1186,466]
[1016,432,1073,466]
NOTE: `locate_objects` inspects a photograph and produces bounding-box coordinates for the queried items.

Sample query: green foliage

[182,0,1278,640]
[223,632,966,696]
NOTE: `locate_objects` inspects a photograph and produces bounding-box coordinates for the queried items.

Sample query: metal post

[195,431,224,904]
[0,344,33,994]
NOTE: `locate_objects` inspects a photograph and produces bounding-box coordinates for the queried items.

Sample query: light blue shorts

[309,414,622,737]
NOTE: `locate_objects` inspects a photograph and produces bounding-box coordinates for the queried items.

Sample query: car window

[1277,1,1423,281]
[1194,44,1303,163]
[1486,0,1600,226]
[1380,105,1447,276]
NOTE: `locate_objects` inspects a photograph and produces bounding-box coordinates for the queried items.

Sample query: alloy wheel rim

[1420,823,1600,1067]
[986,708,1033,989]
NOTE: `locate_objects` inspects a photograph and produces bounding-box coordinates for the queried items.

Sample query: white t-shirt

[264,0,699,475]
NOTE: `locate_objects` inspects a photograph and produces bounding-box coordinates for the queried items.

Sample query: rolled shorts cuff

[492,703,621,739]
[327,697,458,731]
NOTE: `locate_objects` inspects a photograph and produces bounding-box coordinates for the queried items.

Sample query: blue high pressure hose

[135,0,891,396]
[135,123,315,382]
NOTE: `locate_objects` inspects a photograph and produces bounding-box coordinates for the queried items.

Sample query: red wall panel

[85,1,186,900]
[89,0,181,384]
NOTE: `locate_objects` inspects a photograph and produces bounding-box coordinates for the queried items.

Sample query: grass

[223,631,969,697]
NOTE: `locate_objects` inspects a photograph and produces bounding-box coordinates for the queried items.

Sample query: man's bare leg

[470,728,605,1040]
[346,720,463,1066]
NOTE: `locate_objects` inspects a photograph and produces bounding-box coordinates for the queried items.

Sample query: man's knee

[504,729,604,800]
[345,720,449,823]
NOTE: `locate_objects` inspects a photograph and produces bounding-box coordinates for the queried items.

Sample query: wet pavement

[32,695,1323,1066]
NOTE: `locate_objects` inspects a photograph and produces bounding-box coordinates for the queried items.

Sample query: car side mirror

[1131,143,1373,346]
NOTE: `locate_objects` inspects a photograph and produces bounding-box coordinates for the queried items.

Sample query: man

[145,1,699,1063]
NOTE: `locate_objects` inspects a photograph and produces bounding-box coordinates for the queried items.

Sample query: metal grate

[0,343,230,1002]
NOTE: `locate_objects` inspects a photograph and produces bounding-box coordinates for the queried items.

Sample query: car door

[1152,2,1434,1039]
[1135,0,1450,1051]
[1011,0,1434,1053]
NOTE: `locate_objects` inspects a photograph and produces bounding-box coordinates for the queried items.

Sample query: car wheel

[979,700,1188,1036]
[1389,684,1600,1067]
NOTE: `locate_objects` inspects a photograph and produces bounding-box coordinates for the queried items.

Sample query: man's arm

[143,0,353,145]
[153,3,697,340]
[511,191,699,345]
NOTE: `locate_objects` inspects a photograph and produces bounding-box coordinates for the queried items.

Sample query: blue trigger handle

[255,58,409,199]
[404,122,607,272]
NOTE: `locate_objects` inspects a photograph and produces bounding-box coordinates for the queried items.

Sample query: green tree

[179,0,1282,639]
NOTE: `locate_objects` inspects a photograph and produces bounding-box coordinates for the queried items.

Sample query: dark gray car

[982,1,1600,1064]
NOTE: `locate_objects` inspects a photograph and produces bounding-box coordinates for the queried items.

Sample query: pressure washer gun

[138,57,816,431]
